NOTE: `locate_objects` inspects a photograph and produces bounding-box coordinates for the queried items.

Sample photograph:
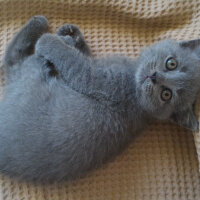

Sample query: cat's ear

[179,39,200,52]
[170,107,199,132]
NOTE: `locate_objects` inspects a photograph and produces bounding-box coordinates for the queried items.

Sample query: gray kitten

[0,16,200,183]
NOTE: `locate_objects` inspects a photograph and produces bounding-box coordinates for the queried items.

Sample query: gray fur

[0,16,200,183]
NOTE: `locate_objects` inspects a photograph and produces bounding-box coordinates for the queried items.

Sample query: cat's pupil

[166,57,177,70]
[161,88,172,101]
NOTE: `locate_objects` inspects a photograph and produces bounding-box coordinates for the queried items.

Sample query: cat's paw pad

[57,24,91,55]
[57,24,82,40]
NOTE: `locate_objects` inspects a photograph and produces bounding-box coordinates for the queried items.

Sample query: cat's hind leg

[3,16,48,68]
[57,24,91,56]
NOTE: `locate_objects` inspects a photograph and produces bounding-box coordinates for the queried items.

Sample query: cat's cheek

[139,81,154,110]
[142,79,153,96]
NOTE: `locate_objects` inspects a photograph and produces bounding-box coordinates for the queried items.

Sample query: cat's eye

[161,88,172,101]
[166,57,177,70]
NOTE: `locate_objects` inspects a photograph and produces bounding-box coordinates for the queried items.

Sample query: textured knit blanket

[0,0,200,200]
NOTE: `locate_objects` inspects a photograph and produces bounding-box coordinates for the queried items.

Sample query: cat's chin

[136,73,147,88]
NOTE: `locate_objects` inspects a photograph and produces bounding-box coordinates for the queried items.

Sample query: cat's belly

[0,78,141,182]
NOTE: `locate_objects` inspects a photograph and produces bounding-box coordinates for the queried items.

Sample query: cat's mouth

[142,73,157,85]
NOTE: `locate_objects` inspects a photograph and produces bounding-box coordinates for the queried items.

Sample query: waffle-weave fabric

[0,0,200,200]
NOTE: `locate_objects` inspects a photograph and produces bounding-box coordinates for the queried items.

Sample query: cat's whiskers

[145,81,153,96]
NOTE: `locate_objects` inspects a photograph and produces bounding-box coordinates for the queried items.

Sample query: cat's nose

[150,72,157,84]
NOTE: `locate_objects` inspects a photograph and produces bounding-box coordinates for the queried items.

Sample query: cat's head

[136,39,200,131]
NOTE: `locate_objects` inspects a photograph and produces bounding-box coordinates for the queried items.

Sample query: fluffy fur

[0,16,200,182]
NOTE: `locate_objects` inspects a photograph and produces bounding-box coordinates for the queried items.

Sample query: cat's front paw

[57,24,91,56]
[57,24,83,45]
[35,33,57,57]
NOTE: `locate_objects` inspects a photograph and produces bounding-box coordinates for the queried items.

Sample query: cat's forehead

[141,40,182,60]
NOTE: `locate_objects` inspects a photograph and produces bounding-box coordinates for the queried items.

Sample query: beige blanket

[0,0,200,199]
